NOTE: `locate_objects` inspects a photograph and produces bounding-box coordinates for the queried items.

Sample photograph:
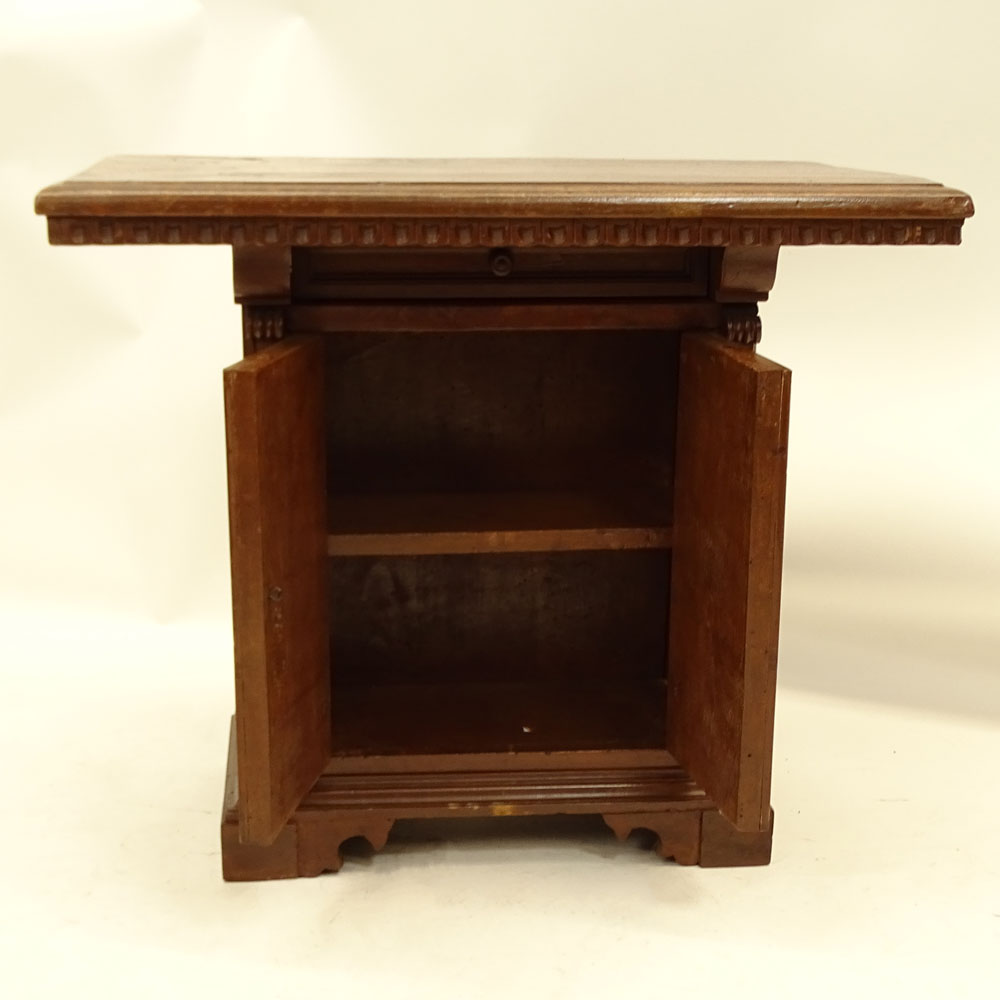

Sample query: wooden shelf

[331,680,667,756]
[327,490,672,557]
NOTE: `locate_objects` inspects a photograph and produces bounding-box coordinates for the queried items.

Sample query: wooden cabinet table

[35,157,974,880]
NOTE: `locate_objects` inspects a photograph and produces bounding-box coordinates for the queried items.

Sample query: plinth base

[220,720,773,881]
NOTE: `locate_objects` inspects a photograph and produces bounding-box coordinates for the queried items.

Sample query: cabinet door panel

[667,333,790,832]
[224,337,329,845]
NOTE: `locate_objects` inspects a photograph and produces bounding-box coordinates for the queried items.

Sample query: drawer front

[291,247,708,301]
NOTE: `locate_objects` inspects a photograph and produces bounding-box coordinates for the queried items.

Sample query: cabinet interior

[323,328,679,756]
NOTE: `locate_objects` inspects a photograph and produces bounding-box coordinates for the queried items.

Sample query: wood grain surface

[224,337,330,845]
[36,155,973,219]
[35,154,972,877]
[326,490,672,556]
[667,333,790,833]
[330,680,668,756]
[328,550,669,687]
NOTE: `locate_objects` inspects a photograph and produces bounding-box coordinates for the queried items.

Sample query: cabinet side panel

[667,334,789,832]
[224,337,330,845]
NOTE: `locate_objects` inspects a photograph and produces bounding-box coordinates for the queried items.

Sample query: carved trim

[724,305,762,346]
[47,215,966,248]
[295,815,395,876]
[603,811,702,865]
[242,305,284,354]
[305,765,707,809]
[713,246,780,303]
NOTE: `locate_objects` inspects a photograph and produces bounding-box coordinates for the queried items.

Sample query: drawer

[291,246,708,300]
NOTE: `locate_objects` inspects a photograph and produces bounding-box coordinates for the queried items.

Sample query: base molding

[219,721,773,880]
[601,806,773,867]
[699,807,774,867]
[222,817,300,881]
[602,810,702,864]
[295,813,395,877]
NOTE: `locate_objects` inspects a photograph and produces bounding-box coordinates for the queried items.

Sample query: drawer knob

[489,249,513,277]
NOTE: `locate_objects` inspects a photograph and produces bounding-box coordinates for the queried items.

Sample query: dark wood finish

[332,681,668,756]
[327,490,672,556]
[322,747,678,775]
[699,808,775,867]
[601,804,775,866]
[224,337,330,844]
[722,304,763,346]
[220,718,765,878]
[291,247,709,300]
[295,813,396,877]
[232,246,291,302]
[220,718,715,879]
[241,304,284,355]
[36,155,973,223]
[667,334,790,833]
[603,811,702,865]
[329,550,669,687]
[290,301,721,334]
[38,157,971,880]
[45,213,971,249]
[308,762,707,813]
[37,158,972,249]
[220,719,300,880]
[712,247,780,303]
[323,329,677,495]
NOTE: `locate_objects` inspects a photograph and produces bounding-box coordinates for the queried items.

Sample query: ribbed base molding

[220,722,773,880]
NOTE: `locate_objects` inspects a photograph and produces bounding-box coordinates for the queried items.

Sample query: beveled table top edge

[35,155,974,223]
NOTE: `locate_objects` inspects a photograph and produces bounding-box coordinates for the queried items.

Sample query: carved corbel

[233,246,292,302]
[712,246,778,346]
[712,246,779,303]
[234,246,292,354]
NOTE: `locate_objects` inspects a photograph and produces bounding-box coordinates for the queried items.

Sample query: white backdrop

[2,2,998,998]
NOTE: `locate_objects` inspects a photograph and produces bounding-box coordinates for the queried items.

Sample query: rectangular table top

[36,156,973,249]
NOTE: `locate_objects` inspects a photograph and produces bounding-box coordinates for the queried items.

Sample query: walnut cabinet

[35,158,973,878]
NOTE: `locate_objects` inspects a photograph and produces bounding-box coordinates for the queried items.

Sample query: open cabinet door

[667,332,790,833]
[224,337,329,845]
